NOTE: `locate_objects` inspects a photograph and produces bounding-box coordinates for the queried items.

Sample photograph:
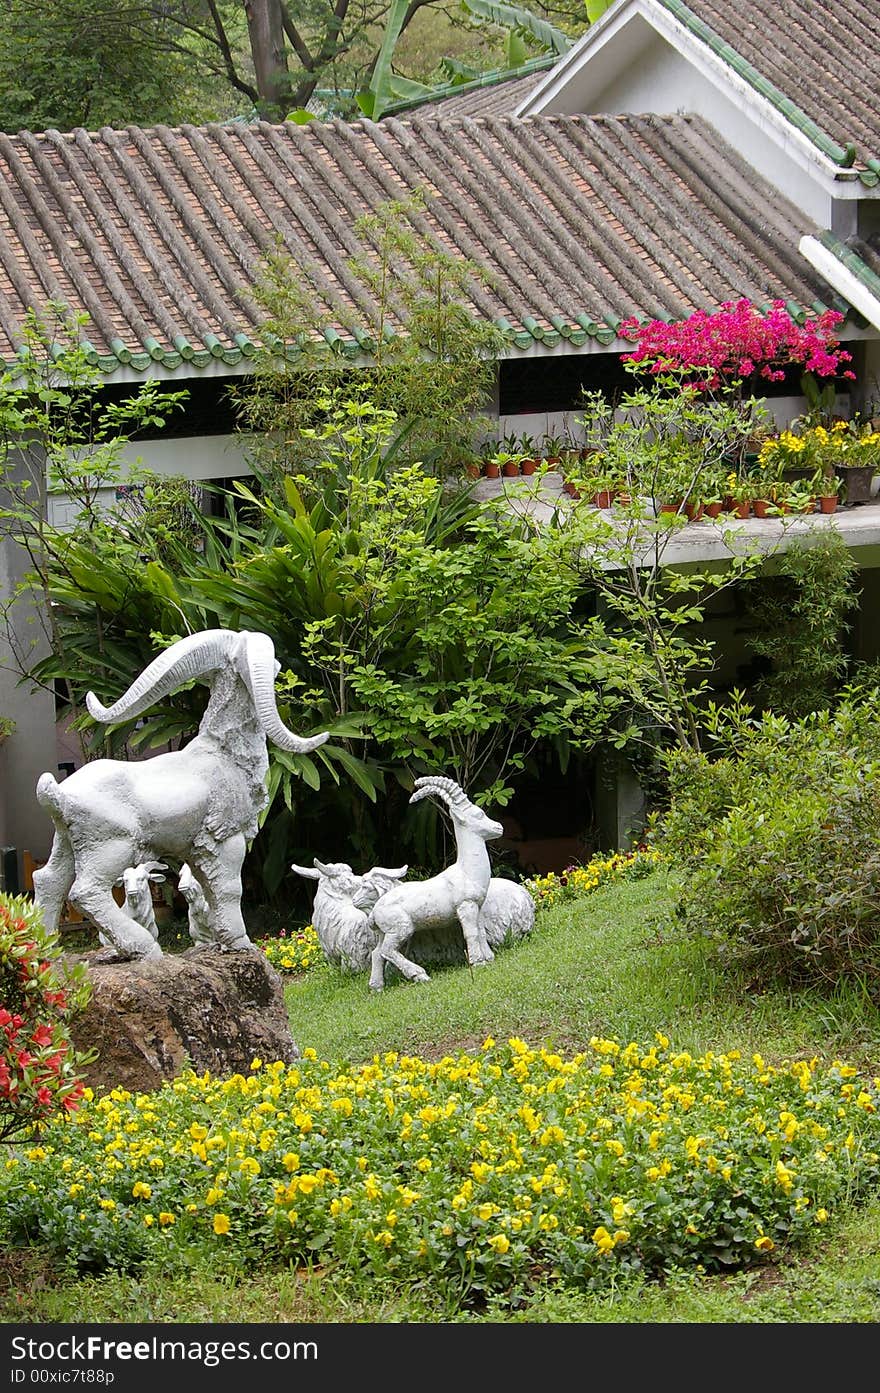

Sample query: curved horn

[291,863,321,880]
[86,630,237,725]
[369,865,408,880]
[243,631,330,754]
[409,776,473,816]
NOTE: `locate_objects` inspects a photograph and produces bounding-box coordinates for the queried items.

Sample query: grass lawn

[3,868,880,1328]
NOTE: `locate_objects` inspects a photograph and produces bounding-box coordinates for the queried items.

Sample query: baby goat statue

[368,776,503,991]
[104,860,168,951]
[32,628,328,962]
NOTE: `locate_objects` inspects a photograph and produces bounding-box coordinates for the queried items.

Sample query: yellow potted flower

[830,420,880,504]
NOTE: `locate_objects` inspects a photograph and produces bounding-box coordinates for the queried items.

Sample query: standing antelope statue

[368,776,503,991]
[32,628,328,961]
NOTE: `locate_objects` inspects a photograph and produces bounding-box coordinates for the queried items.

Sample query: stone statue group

[33,629,533,991]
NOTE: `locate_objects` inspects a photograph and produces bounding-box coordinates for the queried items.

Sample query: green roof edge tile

[657,0,872,168]
[818,230,880,304]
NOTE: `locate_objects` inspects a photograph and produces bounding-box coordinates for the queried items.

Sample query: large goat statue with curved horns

[32,629,328,961]
[368,776,503,991]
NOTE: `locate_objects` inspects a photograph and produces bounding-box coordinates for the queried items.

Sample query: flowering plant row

[758,420,880,477]
[0,893,92,1143]
[525,847,664,910]
[2,1037,877,1297]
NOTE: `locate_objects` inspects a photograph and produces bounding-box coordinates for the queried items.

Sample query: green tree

[0,0,239,132]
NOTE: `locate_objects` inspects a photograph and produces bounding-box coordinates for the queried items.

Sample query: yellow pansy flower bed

[525,847,665,910]
[3,1036,878,1297]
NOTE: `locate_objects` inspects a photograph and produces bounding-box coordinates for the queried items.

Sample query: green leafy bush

[657,691,880,988]
[2,1039,877,1293]
[0,892,92,1143]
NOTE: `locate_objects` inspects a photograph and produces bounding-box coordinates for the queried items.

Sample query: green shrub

[2,1038,878,1294]
[0,892,92,1144]
[656,691,880,988]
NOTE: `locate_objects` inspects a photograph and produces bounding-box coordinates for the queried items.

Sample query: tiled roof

[382,57,557,119]
[0,112,837,377]
[660,0,880,178]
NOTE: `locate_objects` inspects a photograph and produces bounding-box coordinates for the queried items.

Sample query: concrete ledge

[469,473,880,569]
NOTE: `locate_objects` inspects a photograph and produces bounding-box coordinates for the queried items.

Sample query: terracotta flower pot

[521,458,538,476]
[704,501,723,519]
[502,461,520,477]
[819,494,838,514]
[483,462,500,479]
[592,489,613,508]
[465,464,481,479]
[752,499,770,518]
[733,500,751,519]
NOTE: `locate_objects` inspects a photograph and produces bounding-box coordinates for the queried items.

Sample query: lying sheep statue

[291,859,408,972]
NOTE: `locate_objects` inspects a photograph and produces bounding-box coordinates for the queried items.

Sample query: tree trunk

[244,0,290,117]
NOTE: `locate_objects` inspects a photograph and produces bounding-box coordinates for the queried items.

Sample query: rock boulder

[66,945,299,1095]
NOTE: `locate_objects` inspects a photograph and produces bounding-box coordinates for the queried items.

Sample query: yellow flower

[487,1233,510,1254]
[754,1235,774,1252]
[592,1226,615,1254]
[159,1212,175,1227]
[189,1123,208,1141]
[213,1213,231,1235]
[131,1181,152,1200]
[205,1187,223,1206]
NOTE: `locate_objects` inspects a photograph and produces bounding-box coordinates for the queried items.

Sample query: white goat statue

[105,860,168,948]
[32,628,328,962]
[291,859,408,972]
[368,776,503,991]
[178,862,213,946]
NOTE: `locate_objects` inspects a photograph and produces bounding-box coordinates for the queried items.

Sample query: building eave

[799,234,880,335]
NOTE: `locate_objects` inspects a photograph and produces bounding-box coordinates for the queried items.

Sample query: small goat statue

[178,862,213,946]
[33,628,328,962]
[291,859,408,972]
[105,860,168,948]
[368,776,503,991]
